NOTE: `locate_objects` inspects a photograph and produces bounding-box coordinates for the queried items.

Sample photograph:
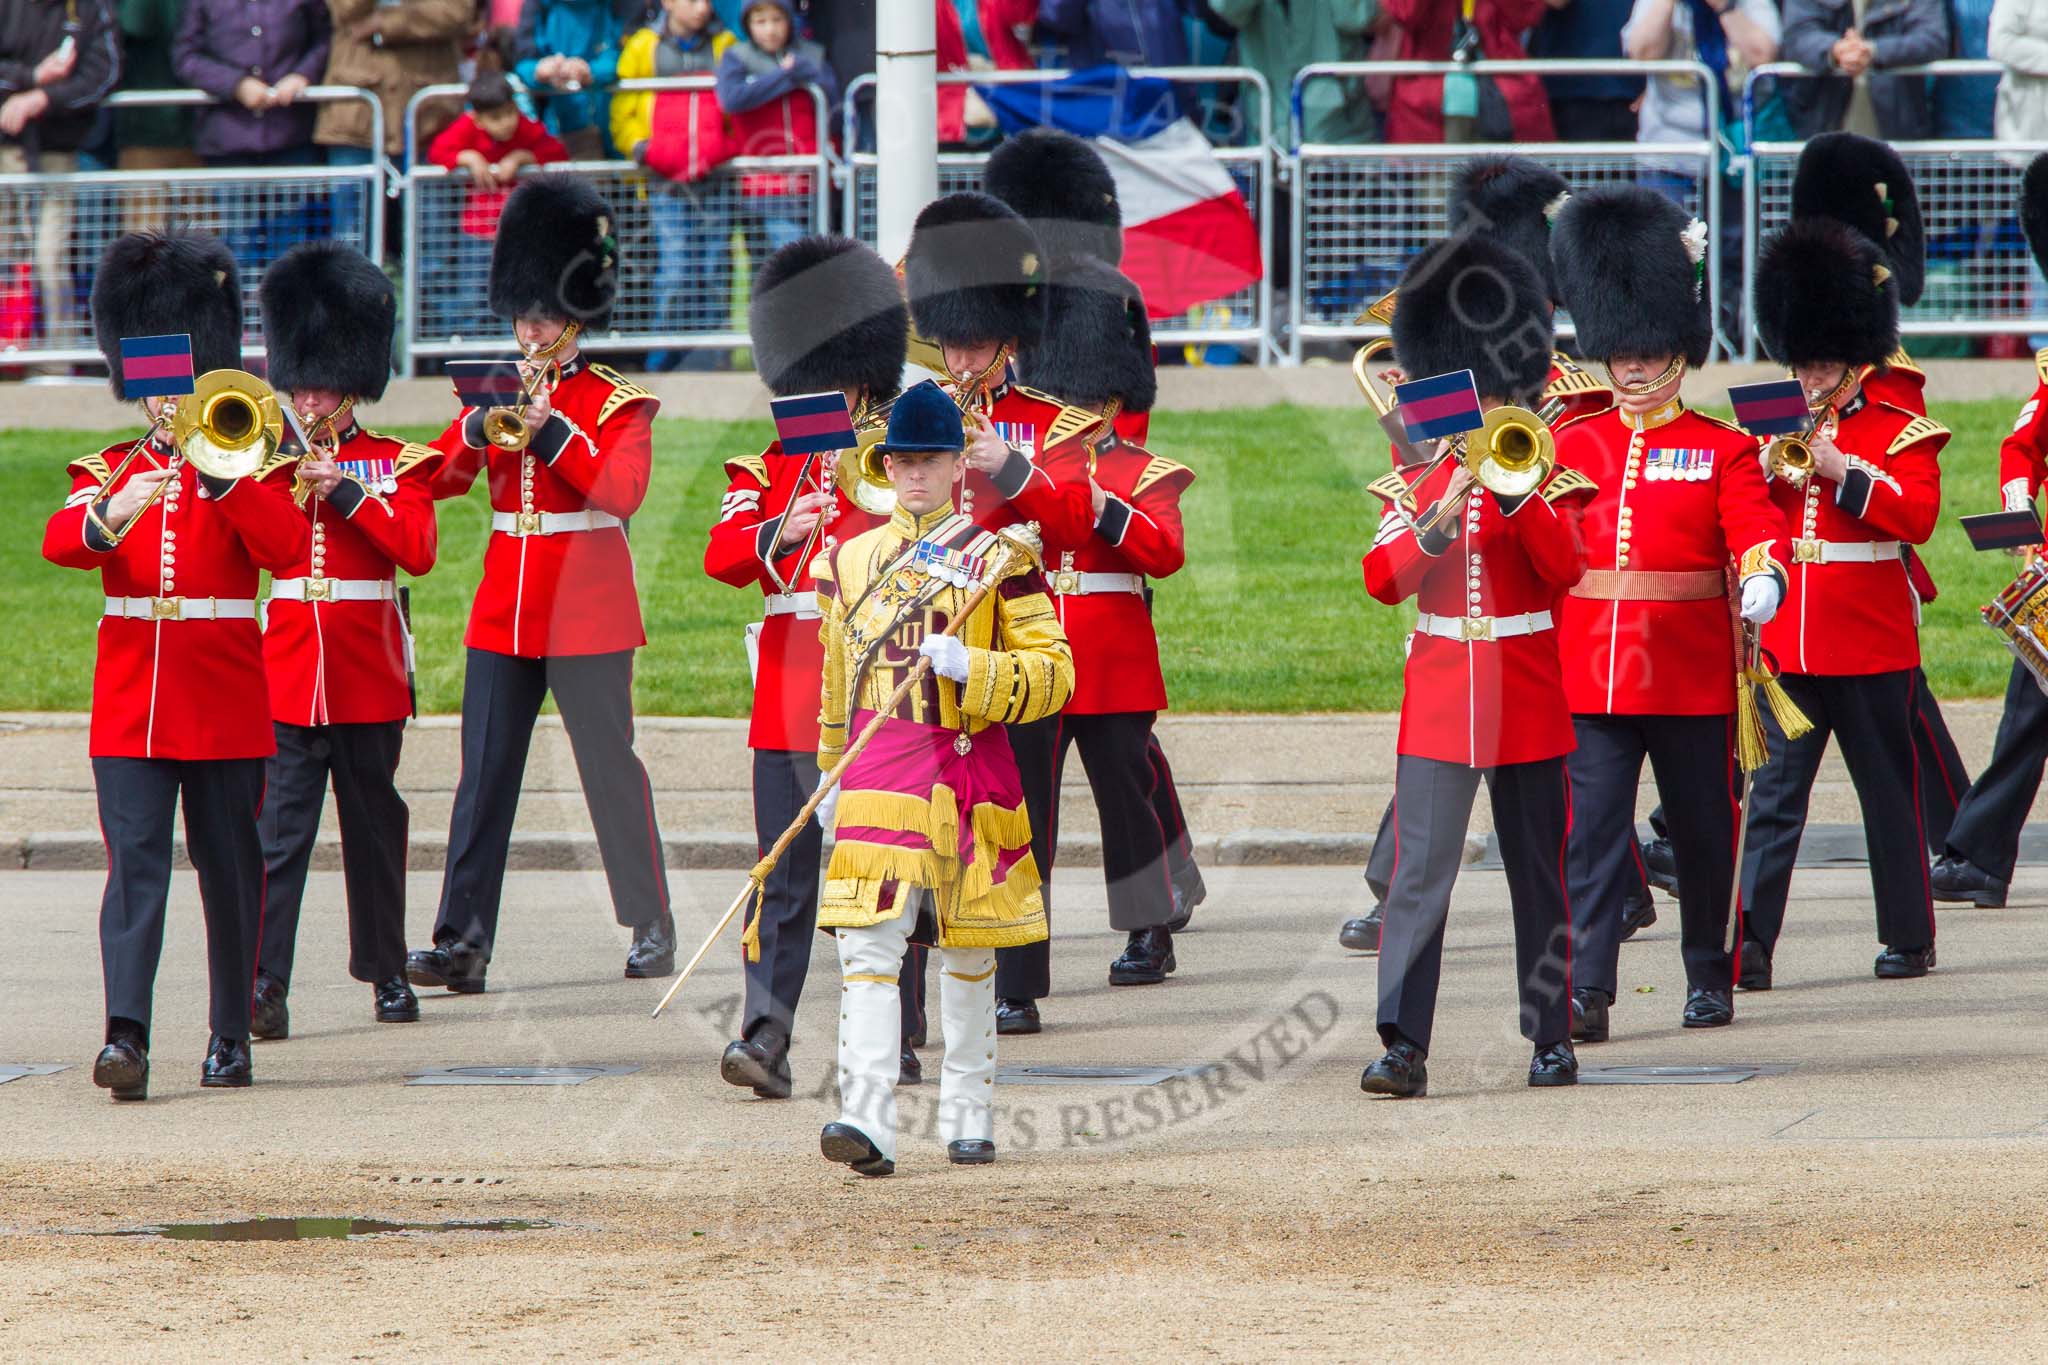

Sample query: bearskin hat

[1391,236,1552,403]
[1551,187,1712,368]
[1754,217,1900,370]
[2022,153,2048,285]
[489,175,618,330]
[904,192,1047,351]
[748,235,909,401]
[983,128,1123,266]
[1016,256,1156,413]
[91,233,243,402]
[1447,155,1571,305]
[1791,131,1925,307]
[258,243,396,402]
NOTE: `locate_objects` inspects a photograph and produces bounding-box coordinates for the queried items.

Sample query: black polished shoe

[1681,987,1734,1029]
[1621,893,1658,941]
[1339,905,1383,953]
[1930,856,2007,908]
[995,997,1040,1035]
[720,1025,792,1099]
[820,1122,894,1177]
[92,1038,147,1102]
[1360,1040,1427,1098]
[373,975,420,1023]
[1108,926,1176,985]
[1165,860,1207,932]
[1569,988,1610,1044]
[200,1035,252,1088]
[1875,944,1936,979]
[948,1139,997,1165]
[406,941,486,994]
[249,973,289,1040]
[1529,1040,1579,1087]
[899,1044,923,1086]
[624,912,677,979]
[1642,837,1680,897]
[1736,942,1773,991]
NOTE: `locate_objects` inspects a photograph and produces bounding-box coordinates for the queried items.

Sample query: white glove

[919,633,971,682]
[813,775,839,836]
[2004,478,2035,514]
[1739,572,1783,625]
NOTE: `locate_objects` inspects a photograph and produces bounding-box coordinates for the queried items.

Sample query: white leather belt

[1791,538,1902,565]
[1050,571,1144,596]
[104,595,258,622]
[762,593,821,620]
[1414,610,1554,643]
[490,509,623,537]
[269,577,396,603]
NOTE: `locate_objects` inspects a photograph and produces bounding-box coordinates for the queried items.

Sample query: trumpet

[481,352,562,452]
[87,369,282,545]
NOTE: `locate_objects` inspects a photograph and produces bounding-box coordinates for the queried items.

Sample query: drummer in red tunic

[1358,235,1596,1099]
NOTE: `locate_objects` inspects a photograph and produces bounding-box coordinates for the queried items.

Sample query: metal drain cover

[1580,1064,1796,1086]
[405,1065,642,1087]
[997,1065,1187,1087]
[0,1065,70,1085]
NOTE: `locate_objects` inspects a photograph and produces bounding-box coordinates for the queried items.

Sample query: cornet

[289,396,356,508]
[481,351,561,452]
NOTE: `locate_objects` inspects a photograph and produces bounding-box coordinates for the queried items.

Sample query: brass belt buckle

[517,511,542,535]
[1794,538,1823,564]
[151,595,183,621]
[303,577,331,602]
[1459,615,1494,643]
[1054,569,1079,596]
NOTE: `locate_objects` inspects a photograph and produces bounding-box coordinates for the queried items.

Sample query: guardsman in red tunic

[903,190,1091,1035]
[44,234,310,1100]
[246,243,439,1041]
[1935,161,2048,908]
[1357,236,1595,1099]
[983,127,1213,942]
[1740,215,1946,983]
[1548,187,1791,1039]
[406,176,677,995]
[706,234,906,1099]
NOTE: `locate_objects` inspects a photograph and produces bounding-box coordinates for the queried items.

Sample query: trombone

[1404,405,1557,542]
[88,369,283,545]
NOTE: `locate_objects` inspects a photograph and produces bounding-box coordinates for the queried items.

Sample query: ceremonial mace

[652,522,1044,1019]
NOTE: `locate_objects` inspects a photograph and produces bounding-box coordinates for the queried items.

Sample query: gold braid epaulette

[1540,467,1597,505]
[1887,414,1947,456]
[1366,469,1414,509]
[1544,354,1608,399]
[2035,347,2048,387]
[590,363,656,425]
[725,452,770,486]
[1884,345,1923,377]
[68,452,113,483]
[1132,455,1192,496]
[255,449,300,481]
[393,441,438,475]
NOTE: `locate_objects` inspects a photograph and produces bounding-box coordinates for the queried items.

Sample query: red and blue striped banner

[119,334,195,399]
[1395,369,1483,444]
[1728,380,1811,436]
[446,360,527,407]
[770,391,857,456]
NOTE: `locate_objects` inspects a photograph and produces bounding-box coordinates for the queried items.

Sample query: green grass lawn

[0,399,2027,714]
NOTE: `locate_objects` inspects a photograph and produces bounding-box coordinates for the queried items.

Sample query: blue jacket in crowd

[515,0,626,148]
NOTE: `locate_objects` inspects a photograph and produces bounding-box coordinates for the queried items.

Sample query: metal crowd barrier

[400,77,830,372]
[0,86,384,370]
[1741,61,2040,360]
[841,66,1279,365]
[1289,61,1726,363]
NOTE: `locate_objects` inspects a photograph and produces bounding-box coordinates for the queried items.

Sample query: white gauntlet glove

[813,773,839,837]
[1739,572,1783,625]
[2004,478,2035,514]
[919,634,971,682]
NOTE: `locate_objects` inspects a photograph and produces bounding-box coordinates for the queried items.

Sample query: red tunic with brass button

[1364,459,1592,768]
[1762,398,1946,677]
[258,424,441,727]
[1545,352,1614,423]
[430,360,656,657]
[1553,401,1787,716]
[1998,349,2048,502]
[1858,351,1941,603]
[1043,430,1193,716]
[705,443,886,751]
[956,373,1096,547]
[43,438,310,760]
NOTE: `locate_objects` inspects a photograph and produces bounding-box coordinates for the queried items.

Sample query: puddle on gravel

[84,1217,553,1241]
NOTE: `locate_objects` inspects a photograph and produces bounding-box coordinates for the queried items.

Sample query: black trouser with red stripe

[995,714,1060,1001]
[257,720,410,989]
[1740,669,1935,954]
[93,755,268,1045]
[434,648,670,960]
[1376,754,1572,1055]
[1910,665,1969,857]
[1566,713,1741,1000]
[1944,659,2048,882]
[1146,732,1201,892]
[743,748,823,1041]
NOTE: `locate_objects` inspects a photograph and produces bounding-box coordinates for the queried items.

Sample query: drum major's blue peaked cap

[879,379,965,454]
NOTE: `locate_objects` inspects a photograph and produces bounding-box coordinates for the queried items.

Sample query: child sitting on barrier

[425,72,568,340]
[715,0,838,283]
[614,0,738,370]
